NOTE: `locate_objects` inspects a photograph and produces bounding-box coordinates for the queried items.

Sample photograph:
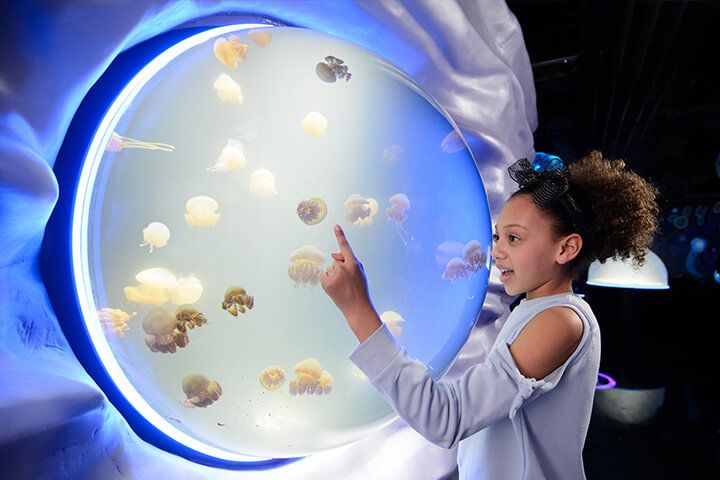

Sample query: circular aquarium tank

[49,24,492,465]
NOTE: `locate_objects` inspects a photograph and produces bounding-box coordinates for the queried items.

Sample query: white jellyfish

[105,132,174,153]
[386,193,414,244]
[170,275,204,305]
[440,130,465,154]
[381,144,403,165]
[342,194,378,226]
[300,112,328,137]
[184,195,220,227]
[463,240,486,273]
[97,308,136,338]
[288,245,326,287]
[140,222,170,252]
[249,169,277,197]
[213,35,249,68]
[380,310,405,338]
[207,139,246,173]
[248,28,272,48]
[213,73,244,104]
[442,257,470,283]
[124,267,179,305]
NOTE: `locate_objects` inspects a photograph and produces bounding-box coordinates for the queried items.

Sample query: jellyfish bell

[342,194,378,226]
[300,112,328,137]
[184,195,220,227]
[213,35,249,68]
[296,197,328,225]
[380,310,405,338]
[140,221,170,252]
[213,73,244,104]
[315,62,337,83]
[249,169,277,197]
[124,267,179,305]
[442,257,470,283]
[170,274,203,305]
[288,245,326,287]
[180,374,222,408]
[248,29,272,48]
[208,139,246,173]
[142,306,188,353]
[259,365,286,391]
[462,240,485,273]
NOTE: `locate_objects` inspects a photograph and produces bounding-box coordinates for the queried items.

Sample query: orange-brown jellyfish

[213,35,249,68]
[213,73,244,103]
[315,56,351,83]
[184,196,220,227]
[300,112,328,137]
[288,245,326,287]
[97,308,136,337]
[106,132,174,153]
[142,306,189,353]
[221,286,254,317]
[386,193,414,244]
[463,240,486,273]
[175,304,208,331]
[124,267,178,305]
[259,365,286,391]
[342,194,378,226]
[289,358,333,396]
[140,222,170,252]
[248,28,272,48]
[297,197,327,225]
[441,257,471,283]
[179,374,222,408]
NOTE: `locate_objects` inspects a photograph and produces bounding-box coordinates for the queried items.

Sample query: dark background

[506,0,719,477]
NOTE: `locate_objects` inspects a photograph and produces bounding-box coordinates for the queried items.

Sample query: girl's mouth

[500,269,514,282]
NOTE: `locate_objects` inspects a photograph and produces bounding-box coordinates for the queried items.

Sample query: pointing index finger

[334,225,355,260]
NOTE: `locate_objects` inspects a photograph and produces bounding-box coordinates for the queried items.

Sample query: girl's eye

[492,234,499,242]
[509,235,519,243]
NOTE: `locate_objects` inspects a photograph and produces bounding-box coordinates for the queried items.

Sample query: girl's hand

[320,225,382,342]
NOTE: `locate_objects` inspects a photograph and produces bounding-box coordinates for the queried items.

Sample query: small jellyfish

[179,374,222,408]
[213,73,244,104]
[140,222,170,252]
[142,306,189,353]
[249,169,277,197]
[259,365,286,391]
[440,130,465,154]
[435,240,464,268]
[175,304,208,331]
[221,286,254,317]
[342,194,378,226]
[386,193,414,245]
[248,28,272,48]
[288,245,326,287]
[208,139,246,173]
[289,358,332,396]
[380,310,405,338]
[124,267,178,305]
[97,308,136,337]
[213,35,249,68]
[300,112,328,137]
[170,275,203,305]
[105,132,174,153]
[315,55,351,83]
[463,240,486,273]
[442,257,470,283]
[381,144,403,165]
[297,197,328,225]
[184,196,220,227]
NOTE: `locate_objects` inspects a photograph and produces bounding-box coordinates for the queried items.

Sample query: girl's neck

[526,277,574,300]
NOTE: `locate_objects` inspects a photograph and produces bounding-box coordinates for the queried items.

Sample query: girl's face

[491,194,570,299]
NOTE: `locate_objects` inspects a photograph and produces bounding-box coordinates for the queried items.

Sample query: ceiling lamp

[587,249,669,289]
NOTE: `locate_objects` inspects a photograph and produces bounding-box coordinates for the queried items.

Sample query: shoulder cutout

[508,306,584,380]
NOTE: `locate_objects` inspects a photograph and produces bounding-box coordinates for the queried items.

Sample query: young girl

[320,151,659,480]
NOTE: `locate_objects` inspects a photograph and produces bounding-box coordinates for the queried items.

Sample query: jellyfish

[435,240,464,268]
[140,222,170,252]
[213,35,249,68]
[381,144,403,165]
[463,240,486,273]
[105,132,174,153]
[184,195,220,227]
[170,275,203,305]
[440,130,465,154]
[97,308,136,337]
[248,28,272,48]
[289,358,332,396]
[315,55,351,82]
[124,267,178,305]
[288,245,326,287]
[142,306,189,353]
[207,139,246,173]
[175,304,208,331]
[297,197,328,225]
[213,73,244,104]
[380,310,405,338]
[249,169,277,197]
[342,194,378,226]
[179,374,222,408]
[386,193,414,245]
[259,365,286,391]
[442,257,471,283]
[221,286,254,317]
[300,112,328,137]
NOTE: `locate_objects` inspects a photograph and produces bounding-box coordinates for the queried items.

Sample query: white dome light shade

[587,250,669,290]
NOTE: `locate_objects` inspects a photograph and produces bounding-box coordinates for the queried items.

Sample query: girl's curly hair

[512,150,660,279]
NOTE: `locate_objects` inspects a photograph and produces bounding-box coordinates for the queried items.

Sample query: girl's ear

[556,233,582,264]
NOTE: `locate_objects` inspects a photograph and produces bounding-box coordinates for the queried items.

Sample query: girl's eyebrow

[494,223,528,231]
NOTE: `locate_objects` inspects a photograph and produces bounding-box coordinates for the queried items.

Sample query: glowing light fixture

[586,249,669,290]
